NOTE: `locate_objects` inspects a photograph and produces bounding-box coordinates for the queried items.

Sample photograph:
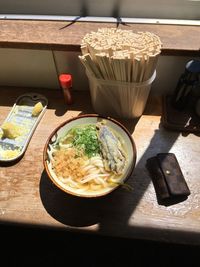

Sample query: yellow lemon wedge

[32,102,43,117]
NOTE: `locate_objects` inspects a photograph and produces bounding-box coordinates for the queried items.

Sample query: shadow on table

[40,117,181,235]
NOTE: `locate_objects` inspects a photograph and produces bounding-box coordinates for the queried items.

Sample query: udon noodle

[48,122,128,195]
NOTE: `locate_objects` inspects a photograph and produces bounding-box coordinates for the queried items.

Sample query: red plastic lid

[59,74,72,88]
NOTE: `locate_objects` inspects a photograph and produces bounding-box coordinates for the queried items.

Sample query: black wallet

[146,153,190,204]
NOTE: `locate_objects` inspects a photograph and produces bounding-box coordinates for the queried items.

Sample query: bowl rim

[43,113,137,198]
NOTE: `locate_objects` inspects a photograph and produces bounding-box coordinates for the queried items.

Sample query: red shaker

[59,74,73,105]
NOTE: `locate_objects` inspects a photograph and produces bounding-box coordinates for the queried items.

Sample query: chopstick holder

[146,153,190,204]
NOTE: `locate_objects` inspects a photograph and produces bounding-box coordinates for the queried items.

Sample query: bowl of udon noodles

[43,114,137,198]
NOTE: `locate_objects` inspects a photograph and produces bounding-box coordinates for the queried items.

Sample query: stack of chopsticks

[79,28,162,83]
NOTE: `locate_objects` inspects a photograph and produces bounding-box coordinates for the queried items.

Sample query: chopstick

[79,28,162,82]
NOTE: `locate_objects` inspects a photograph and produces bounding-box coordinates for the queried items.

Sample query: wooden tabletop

[0,87,200,245]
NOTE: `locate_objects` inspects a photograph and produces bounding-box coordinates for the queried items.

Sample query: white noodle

[48,124,126,194]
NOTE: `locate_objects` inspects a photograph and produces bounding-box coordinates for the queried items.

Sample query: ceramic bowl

[43,114,136,198]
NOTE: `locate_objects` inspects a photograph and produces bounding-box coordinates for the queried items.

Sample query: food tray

[0,93,48,162]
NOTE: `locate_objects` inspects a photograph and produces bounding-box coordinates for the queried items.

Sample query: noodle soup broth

[44,115,136,197]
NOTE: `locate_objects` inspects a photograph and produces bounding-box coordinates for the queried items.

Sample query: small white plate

[0,93,48,162]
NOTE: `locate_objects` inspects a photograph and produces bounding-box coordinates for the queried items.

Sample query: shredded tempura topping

[52,147,87,181]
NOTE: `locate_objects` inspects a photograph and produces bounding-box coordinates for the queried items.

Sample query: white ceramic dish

[43,114,137,198]
[0,93,48,162]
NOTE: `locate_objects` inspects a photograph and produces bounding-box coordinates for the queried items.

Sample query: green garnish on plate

[68,124,100,158]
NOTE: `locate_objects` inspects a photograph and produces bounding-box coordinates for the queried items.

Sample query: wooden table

[0,20,200,56]
[0,87,200,245]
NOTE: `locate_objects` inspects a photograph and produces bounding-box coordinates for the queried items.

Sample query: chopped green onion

[64,124,100,157]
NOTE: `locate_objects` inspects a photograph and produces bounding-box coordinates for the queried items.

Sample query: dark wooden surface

[0,20,199,56]
[0,87,200,245]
